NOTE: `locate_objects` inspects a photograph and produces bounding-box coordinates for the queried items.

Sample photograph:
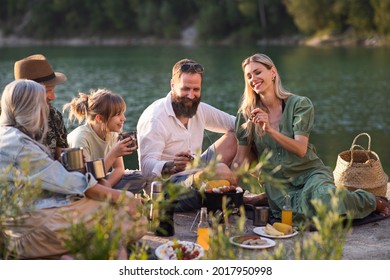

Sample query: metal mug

[86,158,106,179]
[149,181,163,221]
[253,206,269,226]
[118,131,137,148]
[60,147,85,172]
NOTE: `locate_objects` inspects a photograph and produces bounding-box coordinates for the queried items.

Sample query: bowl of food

[155,240,204,260]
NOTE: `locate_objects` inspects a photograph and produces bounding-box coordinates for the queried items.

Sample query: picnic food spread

[156,240,203,260]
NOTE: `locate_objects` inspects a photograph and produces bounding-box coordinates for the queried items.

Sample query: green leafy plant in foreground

[0,161,42,259]
[2,152,350,260]
[265,188,351,260]
[62,192,151,260]
[62,180,188,260]
[201,188,350,260]
[205,201,247,260]
[233,150,289,194]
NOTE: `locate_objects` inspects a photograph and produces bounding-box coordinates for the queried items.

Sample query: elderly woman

[232,53,389,223]
[0,80,147,259]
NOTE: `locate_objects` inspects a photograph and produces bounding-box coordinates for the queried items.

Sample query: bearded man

[137,58,237,211]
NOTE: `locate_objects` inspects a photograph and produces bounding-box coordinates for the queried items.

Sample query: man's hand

[161,150,195,175]
[173,151,195,172]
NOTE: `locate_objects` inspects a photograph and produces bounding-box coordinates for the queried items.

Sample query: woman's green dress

[236,95,376,222]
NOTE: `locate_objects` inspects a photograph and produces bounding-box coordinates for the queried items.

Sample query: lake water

[1,45,389,176]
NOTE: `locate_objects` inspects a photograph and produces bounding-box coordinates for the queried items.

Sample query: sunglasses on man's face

[179,63,204,74]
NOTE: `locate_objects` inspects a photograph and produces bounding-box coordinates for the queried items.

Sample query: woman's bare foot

[375,196,390,217]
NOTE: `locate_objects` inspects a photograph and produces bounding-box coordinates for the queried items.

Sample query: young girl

[64,88,148,193]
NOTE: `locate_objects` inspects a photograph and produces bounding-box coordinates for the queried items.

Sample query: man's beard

[171,93,201,118]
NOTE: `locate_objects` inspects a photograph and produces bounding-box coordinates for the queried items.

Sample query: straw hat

[14,54,67,86]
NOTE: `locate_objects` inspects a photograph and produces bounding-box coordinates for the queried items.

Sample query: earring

[272,76,275,81]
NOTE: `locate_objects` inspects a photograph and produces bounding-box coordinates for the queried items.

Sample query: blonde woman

[64,89,148,193]
[0,80,147,259]
[232,53,389,223]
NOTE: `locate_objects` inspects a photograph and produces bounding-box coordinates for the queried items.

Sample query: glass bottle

[281,194,293,226]
[196,207,210,250]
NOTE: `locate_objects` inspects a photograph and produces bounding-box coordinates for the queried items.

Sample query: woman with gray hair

[0,80,147,259]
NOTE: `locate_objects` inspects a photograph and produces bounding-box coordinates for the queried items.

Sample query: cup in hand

[118,131,137,148]
[60,147,85,172]
[86,158,106,179]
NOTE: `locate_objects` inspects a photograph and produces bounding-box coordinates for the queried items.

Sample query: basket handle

[350,133,371,151]
[348,144,371,167]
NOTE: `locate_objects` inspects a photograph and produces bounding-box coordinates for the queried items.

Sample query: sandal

[375,196,390,217]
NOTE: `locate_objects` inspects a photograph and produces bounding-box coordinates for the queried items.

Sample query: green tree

[259,0,297,37]
[196,0,229,41]
[345,0,374,34]
[160,0,180,39]
[102,0,137,32]
[136,0,160,35]
[284,0,377,37]
[371,0,390,35]
[283,0,336,35]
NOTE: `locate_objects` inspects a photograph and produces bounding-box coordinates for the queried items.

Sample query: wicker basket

[333,133,388,196]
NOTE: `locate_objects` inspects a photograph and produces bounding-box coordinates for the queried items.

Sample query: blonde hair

[63,88,126,135]
[0,79,48,142]
[238,53,293,141]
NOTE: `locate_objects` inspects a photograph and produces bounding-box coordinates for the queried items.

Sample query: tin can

[253,206,269,226]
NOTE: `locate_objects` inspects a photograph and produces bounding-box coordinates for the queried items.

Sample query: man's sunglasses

[178,63,204,74]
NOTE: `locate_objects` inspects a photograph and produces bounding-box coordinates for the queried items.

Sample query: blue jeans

[113,170,151,194]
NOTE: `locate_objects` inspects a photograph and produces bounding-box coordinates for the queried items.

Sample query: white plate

[253,226,299,239]
[155,240,204,260]
[229,236,276,249]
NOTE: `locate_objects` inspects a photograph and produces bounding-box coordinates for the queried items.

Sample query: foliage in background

[1,0,388,43]
[371,0,390,36]
[0,0,362,43]
[283,0,388,39]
